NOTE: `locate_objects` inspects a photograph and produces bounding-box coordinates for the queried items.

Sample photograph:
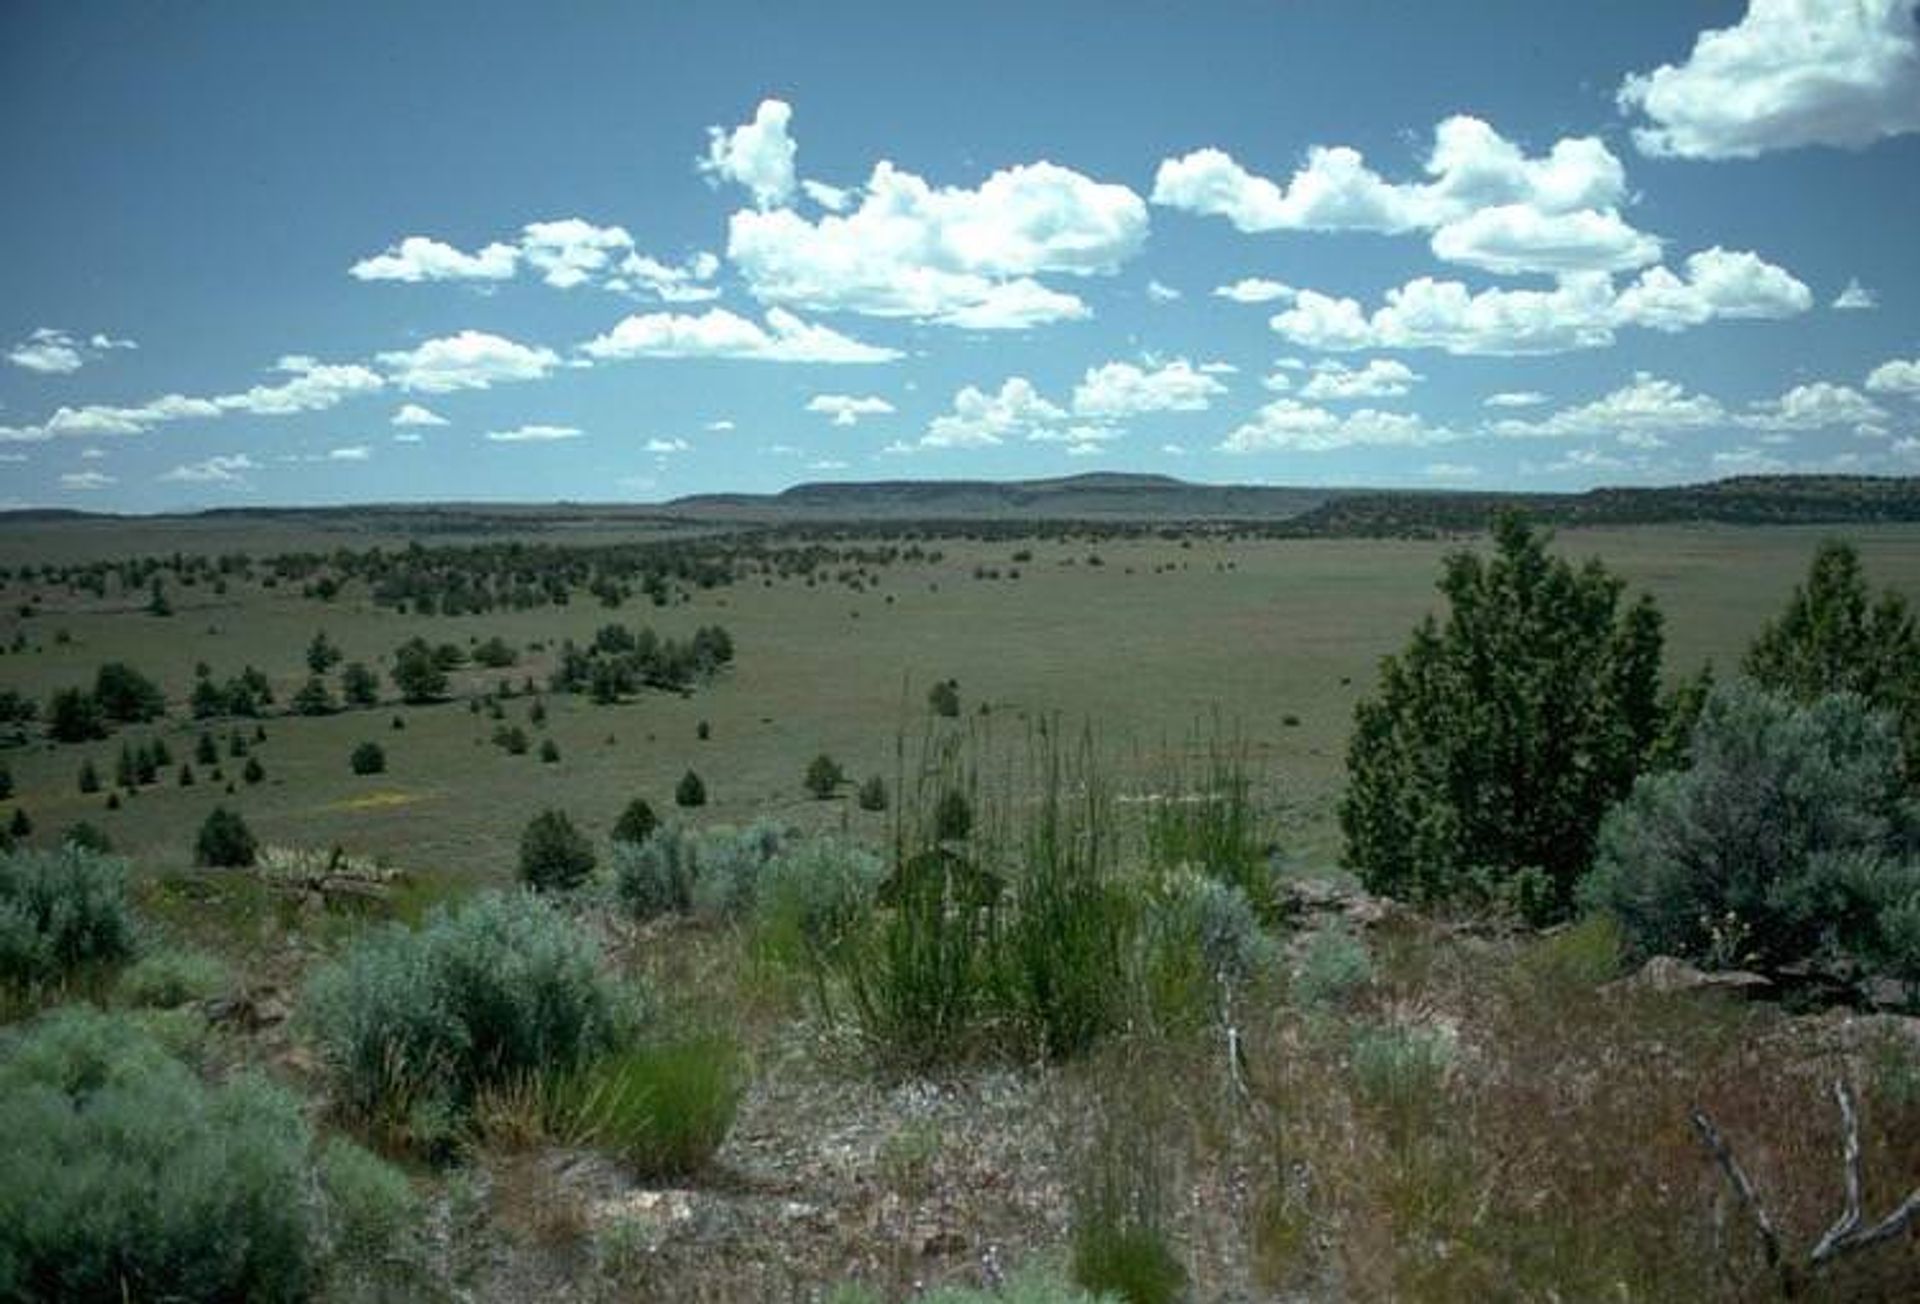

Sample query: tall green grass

[552,1032,746,1178]
[1069,1068,1186,1304]
[999,726,1133,1060]
[1141,721,1273,916]
[812,721,1250,1069]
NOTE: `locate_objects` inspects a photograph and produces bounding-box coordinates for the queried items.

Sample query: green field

[6,518,1919,879]
[7,511,1920,1300]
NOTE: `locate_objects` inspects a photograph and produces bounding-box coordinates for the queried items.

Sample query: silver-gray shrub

[1134,870,1273,1034]
[1583,681,1920,978]
[0,845,136,988]
[612,820,789,923]
[1292,927,1374,1008]
[301,889,636,1127]
[612,824,697,919]
[0,1006,415,1300]
[1143,870,1273,987]
[753,835,884,961]
[690,819,787,922]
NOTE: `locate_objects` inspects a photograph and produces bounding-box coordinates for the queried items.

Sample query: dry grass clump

[1238,916,1920,1301]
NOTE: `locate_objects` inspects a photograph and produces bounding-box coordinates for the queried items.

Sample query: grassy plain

[4,521,1920,880]
[6,512,1920,1300]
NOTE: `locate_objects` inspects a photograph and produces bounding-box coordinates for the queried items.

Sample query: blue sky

[3,0,1919,510]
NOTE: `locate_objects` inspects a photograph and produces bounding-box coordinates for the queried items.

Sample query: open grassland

[5,513,1920,1301]
[4,521,1920,879]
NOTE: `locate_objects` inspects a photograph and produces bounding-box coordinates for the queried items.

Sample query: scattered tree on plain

[1341,514,1675,922]
[518,809,595,891]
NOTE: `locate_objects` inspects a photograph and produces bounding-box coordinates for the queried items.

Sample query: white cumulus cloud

[7,327,137,375]
[1220,400,1459,453]
[1213,278,1295,304]
[351,220,717,300]
[160,453,258,484]
[1274,246,1810,356]
[1865,357,1920,393]
[701,99,799,209]
[486,424,583,442]
[1619,0,1920,158]
[1488,373,1727,440]
[519,219,636,289]
[350,235,519,283]
[1612,247,1815,330]
[9,331,84,374]
[610,250,721,303]
[1155,115,1654,277]
[392,403,449,427]
[1298,358,1422,401]
[1741,380,1887,430]
[1273,274,1620,356]
[1428,204,1661,275]
[379,330,561,392]
[918,377,1067,449]
[724,123,1146,329]
[1071,359,1227,419]
[1833,277,1879,310]
[580,307,899,364]
[216,356,384,415]
[807,394,895,426]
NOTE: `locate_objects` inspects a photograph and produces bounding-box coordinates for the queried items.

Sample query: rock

[1609,955,1772,997]
[1865,975,1917,1012]
[590,1188,696,1236]
[1276,877,1396,930]
[921,1229,969,1257]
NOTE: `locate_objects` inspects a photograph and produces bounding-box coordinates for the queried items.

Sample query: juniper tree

[1340,513,1671,922]
[1745,539,1920,781]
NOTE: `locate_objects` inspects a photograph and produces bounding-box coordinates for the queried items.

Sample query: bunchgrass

[1141,720,1273,916]
[553,1032,746,1178]
[1069,1068,1186,1304]
[999,724,1135,1061]
[809,721,1278,1070]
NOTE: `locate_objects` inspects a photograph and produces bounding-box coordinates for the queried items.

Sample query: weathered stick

[1809,1079,1920,1266]
[1694,1078,1920,1290]
[1811,1080,1865,1263]
[1218,969,1254,1110]
[1691,1107,1786,1277]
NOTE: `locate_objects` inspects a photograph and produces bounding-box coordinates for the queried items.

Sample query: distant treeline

[1285,476,1920,538]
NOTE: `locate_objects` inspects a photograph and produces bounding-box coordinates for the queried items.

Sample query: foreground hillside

[1,511,1917,1301]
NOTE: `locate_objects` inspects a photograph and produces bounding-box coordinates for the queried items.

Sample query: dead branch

[1217,969,1254,1111]
[1809,1080,1920,1266]
[1690,1106,1786,1278]
[1694,1077,1920,1292]
[1810,1080,1865,1264]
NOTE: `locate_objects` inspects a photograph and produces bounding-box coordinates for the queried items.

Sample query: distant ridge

[4,474,1919,534]
[666,471,1333,521]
